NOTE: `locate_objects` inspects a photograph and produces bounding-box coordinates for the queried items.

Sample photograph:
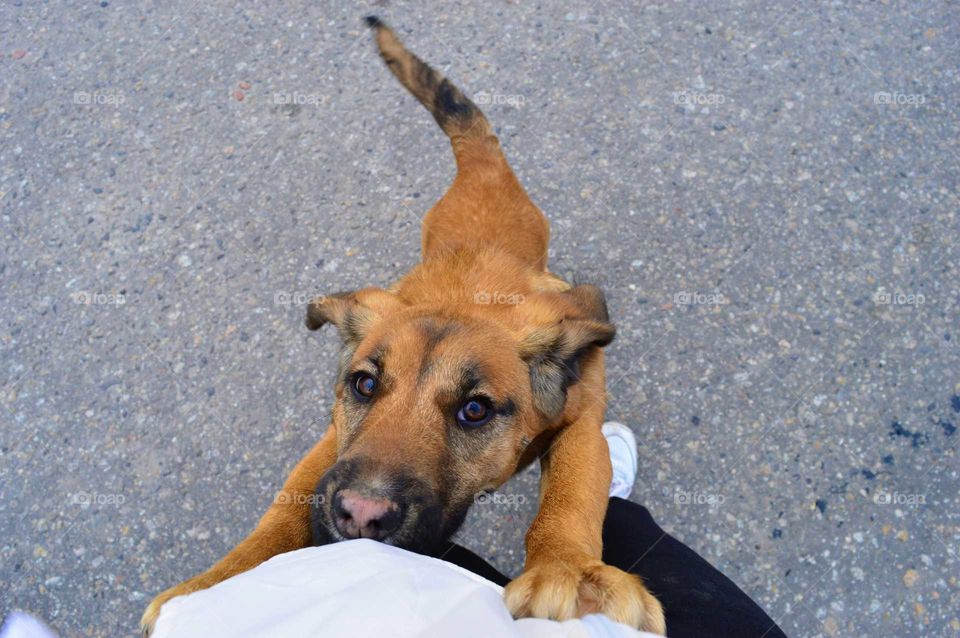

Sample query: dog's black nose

[333,489,403,540]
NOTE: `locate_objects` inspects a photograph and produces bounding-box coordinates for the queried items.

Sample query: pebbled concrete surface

[1,2,958,636]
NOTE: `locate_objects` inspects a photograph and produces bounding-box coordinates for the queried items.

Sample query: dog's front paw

[140,576,209,637]
[503,559,665,635]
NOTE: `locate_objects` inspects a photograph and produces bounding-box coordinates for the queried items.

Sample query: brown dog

[141,17,664,635]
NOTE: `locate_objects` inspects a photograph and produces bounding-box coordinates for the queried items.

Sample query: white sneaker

[602,422,638,499]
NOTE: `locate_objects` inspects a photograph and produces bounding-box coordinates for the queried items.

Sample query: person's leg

[601,498,786,638]
[436,422,787,637]
[433,543,511,587]
[602,422,786,638]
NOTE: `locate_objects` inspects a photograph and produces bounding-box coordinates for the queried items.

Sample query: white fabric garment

[153,539,664,638]
[0,612,58,638]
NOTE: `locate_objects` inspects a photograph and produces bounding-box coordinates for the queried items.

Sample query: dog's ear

[306,288,401,344]
[518,285,616,420]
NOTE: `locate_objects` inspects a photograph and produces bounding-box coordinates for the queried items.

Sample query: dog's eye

[456,397,493,427]
[352,372,377,400]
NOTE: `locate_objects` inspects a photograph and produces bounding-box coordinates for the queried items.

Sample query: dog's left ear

[306,287,401,344]
[518,285,616,420]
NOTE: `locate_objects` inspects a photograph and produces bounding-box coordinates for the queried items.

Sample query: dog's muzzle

[311,458,446,554]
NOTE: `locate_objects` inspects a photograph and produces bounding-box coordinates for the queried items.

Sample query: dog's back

[366,17,550,271]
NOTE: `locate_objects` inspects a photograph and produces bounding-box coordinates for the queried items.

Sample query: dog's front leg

[140,427,338,636]
[504,413,665,634]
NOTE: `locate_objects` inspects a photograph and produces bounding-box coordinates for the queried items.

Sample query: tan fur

[142,19,664,636]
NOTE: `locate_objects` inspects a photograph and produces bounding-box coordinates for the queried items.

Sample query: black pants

[439,497,787,638]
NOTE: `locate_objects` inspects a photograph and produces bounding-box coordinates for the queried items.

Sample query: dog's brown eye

[352,372,377,400]
[456,397,493,427]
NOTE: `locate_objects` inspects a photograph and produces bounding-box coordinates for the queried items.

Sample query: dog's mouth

[310,458,467,555]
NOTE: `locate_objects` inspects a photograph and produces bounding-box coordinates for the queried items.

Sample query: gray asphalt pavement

[1,2,958,637]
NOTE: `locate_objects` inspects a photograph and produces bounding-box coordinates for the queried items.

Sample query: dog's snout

[333,488,404,540]
[312,459,447,552]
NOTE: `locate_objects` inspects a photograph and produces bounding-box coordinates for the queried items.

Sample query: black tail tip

[364,15,382,29]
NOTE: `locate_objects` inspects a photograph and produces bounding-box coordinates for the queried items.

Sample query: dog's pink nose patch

[334,489,402,540]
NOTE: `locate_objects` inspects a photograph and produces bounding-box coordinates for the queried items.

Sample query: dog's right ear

[306,288,402,344]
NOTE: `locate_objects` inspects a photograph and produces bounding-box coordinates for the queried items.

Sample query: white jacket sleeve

[152,540,664,638]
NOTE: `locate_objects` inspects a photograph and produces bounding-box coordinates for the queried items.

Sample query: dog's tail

[364,16,495,159]
[364,16,549,269]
